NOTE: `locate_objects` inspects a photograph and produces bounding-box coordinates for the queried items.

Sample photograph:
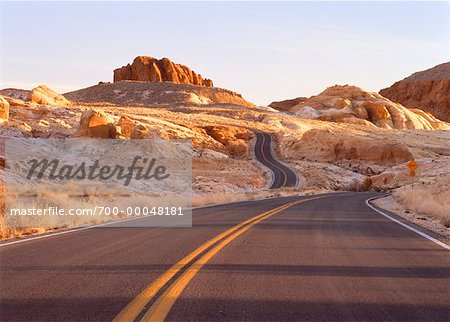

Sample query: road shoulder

[371,194,450,246]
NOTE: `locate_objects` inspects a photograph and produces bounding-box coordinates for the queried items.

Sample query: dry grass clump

[394,184,450,227]
[0,192,128,240]
[0,197,58,239]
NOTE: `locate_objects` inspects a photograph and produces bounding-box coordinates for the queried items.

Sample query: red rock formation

[380,62,450,122]
[114,56,213,87]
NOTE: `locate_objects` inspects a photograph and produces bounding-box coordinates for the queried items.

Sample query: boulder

[28,85,71,107]
[114,56,213,87]
[117,115,155,139]
[77,109,117,138]
[202,126,253,158]
[0,96,10,121]
[0,95,31,108]
[204,126,253,146]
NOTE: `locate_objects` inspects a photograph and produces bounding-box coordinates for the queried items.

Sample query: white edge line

[365,196,450,251]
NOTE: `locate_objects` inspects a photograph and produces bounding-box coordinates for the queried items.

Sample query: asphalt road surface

[253,132,298,189]
[1,192,449,321]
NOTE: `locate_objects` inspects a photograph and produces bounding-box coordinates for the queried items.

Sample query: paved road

[1,192,449,321]
[253,132,298,189]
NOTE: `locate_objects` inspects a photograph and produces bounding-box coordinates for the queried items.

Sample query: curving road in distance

[253,132,298,189]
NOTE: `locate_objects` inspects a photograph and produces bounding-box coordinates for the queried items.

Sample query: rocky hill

[114,56,213,87]
[271,85,449,130]
[65,81,254,108]
[0,88,30,100]
[380,62,450,122]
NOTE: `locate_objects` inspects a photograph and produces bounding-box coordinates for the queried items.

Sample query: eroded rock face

[28,85,71,107]
[269,97,307,112]
[117,115,158,139]
[114,56,213,87]
[380,62,450,122]
[77,109,117,138]
[287,85,450,130]
[203,126,253,158]
[281,128,413,166]
[0,96,10,121]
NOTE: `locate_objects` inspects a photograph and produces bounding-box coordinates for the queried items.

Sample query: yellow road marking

[141,197,320,322]
[113,201,297,322]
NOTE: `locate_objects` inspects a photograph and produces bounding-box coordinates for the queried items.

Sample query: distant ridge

[380,62,450,122]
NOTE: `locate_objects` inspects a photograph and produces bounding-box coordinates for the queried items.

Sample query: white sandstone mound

[28,85,72,107]
[283,85,449,130]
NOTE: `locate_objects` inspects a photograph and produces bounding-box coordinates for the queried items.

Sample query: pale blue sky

[1,1,449,105]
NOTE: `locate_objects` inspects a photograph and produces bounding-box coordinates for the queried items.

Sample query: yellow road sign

[408,160,418,172]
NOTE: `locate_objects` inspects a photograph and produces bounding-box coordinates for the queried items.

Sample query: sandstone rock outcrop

[380,62,450,122]
[117,115,159,139]
[286,85,449,130]
[269,97,307,112]
[203,126,253,158]
[114,56,213,87]
[77,109,117,138]
[281,128,413,166]
[0,96,10,121]
[27,85,71,107]
[0,95,32,108]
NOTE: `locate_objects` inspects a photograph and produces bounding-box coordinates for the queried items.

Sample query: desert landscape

[0,57,449,241]
[1,2,449,321]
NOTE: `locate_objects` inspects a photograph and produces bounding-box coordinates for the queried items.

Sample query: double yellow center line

[114,197,320,322]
